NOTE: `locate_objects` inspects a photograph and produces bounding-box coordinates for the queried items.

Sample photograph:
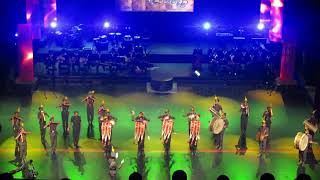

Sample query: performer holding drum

[158,109,175,152]
[189,112,201,155]
[295,126,318,167]
[236,97,249,151]
[131,111,150,153]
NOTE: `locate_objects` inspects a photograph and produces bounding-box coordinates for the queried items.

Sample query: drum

[294,132,309,151]
[110,120,115,126]
[210,118,225,134]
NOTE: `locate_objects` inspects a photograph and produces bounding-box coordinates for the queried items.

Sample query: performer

[158,109,175,150]
[306,110,318,138]
[83,91,96,125]
[107,147,124,180]
[15,125,31,165]
[189,113,201,155]
[298,126,317,167]
[257,120,269,157]
[262,104,273,149]
[37,105,49,148]
[211,95,223,118]
[215,112,229,150]
[236,97,249,150]
[98,100,106,140]
[184,106,198,134]
[131,111,150,153]
[101,109,117,148]
[71,111,81,148]
[10,108,23,163]
[57,96,71,136]
[44,116,60,157]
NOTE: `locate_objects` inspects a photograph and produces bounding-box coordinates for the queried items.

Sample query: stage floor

[0,86,319,180]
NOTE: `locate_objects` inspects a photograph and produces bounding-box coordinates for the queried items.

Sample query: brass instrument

[209,107,221,119]
[303,120,318,133]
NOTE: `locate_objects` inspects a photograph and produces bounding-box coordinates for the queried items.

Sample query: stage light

[257,23,265,30]
[15,33,19,37]
[103,21,110,28]
[203,22,211,30]
[50,21,57,28]
[194,70,201,77]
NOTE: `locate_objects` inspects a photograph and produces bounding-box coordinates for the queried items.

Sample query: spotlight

[103,21,110,28]
[50,21,57,28]
[194,70,201,77]
[14,33,19,37]
[203,22,211,30]
[257,23,265,30]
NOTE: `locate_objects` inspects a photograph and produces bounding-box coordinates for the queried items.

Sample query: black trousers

[216,130,225,149]
[87,105,94,124]
[73,128,80,147]
[237,115,248,149]
[39,121,47,146]
[50,132,57,154]
[62,110,69,135]
[18,141,27,163]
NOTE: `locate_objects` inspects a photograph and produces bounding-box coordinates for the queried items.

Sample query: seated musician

[258,120,269,157]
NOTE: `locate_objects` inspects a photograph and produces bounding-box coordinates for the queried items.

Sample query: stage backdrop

[119,0,194,12]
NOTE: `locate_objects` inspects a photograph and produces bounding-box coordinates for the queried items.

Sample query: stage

[0,83,319,179]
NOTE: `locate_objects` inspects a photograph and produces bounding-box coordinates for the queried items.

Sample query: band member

[236,97,249,150]
[10,108,23,163]
[298,126,317,167]
[83,91,96,125]
[57,96,71,136]
[158,109,175,150]
[262,104,273,147]
[98,100,106,140]
[215,112,229,150]
[211,95,223,118]
[71,111,81,148]
[189,113,201,155]
[131,111,150,153]
[306,110,318,138]
[38,105,49,148]
[184,106,198,134]
[15,125,31,165]
[44,116,60,157]
[101,109,117,148]
[257,120,269,157]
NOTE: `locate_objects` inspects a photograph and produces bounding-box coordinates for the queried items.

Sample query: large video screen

[119,0,194,12]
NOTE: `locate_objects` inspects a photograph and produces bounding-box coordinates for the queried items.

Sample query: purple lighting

[257,23,265,30]
[50,21,57,28]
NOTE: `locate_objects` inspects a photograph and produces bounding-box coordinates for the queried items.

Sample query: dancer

[44,116,60,158]
[37,105,49,148]
[57,96,71,136]
[83,91,96,125]
[236,97,249,151]
[158,109,175,151]
[185,106,198,134]
[131,111,150,154]
[101,109,117,148]
[71,111,82,148]
[189,113,201,155]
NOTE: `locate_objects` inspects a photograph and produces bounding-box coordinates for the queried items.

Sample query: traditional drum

[294,132,309,151]
[210,118,225,134]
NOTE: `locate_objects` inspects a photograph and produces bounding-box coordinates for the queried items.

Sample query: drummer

[211,96,223,119]
[298,126,317,167]
[185,106,198,134]
[215,112,229,150]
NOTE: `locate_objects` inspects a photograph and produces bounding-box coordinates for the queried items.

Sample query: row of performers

[9,93,318,167]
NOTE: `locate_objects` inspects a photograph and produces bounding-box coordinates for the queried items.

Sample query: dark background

[56,0,261,28]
